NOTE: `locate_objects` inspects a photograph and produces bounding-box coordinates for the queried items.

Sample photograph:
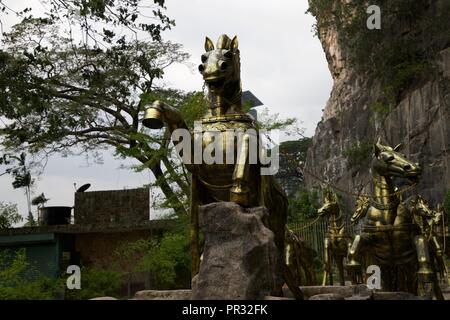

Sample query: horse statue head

[351,195,370,225]
[411,195,433,218]
[318,189,339,218]
[434,204,445,225]
[372,138,422,182]
[198,34,242,111]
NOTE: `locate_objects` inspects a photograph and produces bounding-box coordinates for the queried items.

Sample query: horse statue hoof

[346,260,361,269]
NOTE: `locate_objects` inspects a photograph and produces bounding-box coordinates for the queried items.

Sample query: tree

[0,202,22,229]
[115,232,191,290]
[288,188,319,223]
[64,267,124,300]
[0,1,173,44]
[0,249,62,299]
[0,153,36,225]
[0,3,302,216]
[137,232,191,289]
[277,138,312,192]
[31,193,49,209]
[0,8,192,215]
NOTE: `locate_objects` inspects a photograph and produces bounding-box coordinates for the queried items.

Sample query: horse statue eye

[383,154,395,162]
[223,50,233,59]
[201,54,208,63]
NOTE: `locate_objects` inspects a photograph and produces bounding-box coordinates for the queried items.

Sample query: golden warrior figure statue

[142,35,300,298]
[410,195,447,299]
[317,189,352,286]
[347,139,437,297]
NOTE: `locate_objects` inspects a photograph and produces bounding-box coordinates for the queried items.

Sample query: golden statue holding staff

[317,189,352,286]
[410,195,447,299]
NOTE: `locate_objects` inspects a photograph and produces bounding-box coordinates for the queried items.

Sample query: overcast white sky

[0,0,332,221]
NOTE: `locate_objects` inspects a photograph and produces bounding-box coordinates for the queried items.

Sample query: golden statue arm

[414,235,434,282]
[143,100,196,172]
[143,100,187,131]
[347,234,363,267]
[230,133,250,206]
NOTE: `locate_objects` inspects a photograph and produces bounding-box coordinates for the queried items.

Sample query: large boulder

[192,202,283,300]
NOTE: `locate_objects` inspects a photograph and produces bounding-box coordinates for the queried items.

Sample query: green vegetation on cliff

[308,0,450,108]
[288,188,320,223]
[343,141,372,170]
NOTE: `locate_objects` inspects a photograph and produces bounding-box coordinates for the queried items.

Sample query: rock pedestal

[192,202,283,300]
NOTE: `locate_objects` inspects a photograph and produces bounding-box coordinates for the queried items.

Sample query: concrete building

[0,187,173,291]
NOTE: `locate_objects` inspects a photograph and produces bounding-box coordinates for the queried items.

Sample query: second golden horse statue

[346,139,438,298]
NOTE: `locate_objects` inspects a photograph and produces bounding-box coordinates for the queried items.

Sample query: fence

[289,217,356,260]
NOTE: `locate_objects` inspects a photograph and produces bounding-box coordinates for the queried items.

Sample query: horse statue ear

[393,143,402,152]
[324,188,333,201]
[231,36,239,51]
[205,37,214,51]
[331,191,338,202]
[374,139,382,157]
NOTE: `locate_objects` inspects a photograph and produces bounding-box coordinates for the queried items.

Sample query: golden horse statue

[142,34,302,299]
[317,189,352,286]
[346,140,437,297]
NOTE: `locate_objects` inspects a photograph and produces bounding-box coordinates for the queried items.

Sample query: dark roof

[0,220,175,236]
[242,90,263,107]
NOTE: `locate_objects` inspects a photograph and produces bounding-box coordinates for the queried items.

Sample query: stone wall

[74,188,150,225]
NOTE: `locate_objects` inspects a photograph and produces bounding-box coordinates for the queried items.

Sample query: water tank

[38,206,72,226]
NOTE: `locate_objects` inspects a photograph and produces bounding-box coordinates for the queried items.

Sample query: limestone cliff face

[305,1,450,209]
